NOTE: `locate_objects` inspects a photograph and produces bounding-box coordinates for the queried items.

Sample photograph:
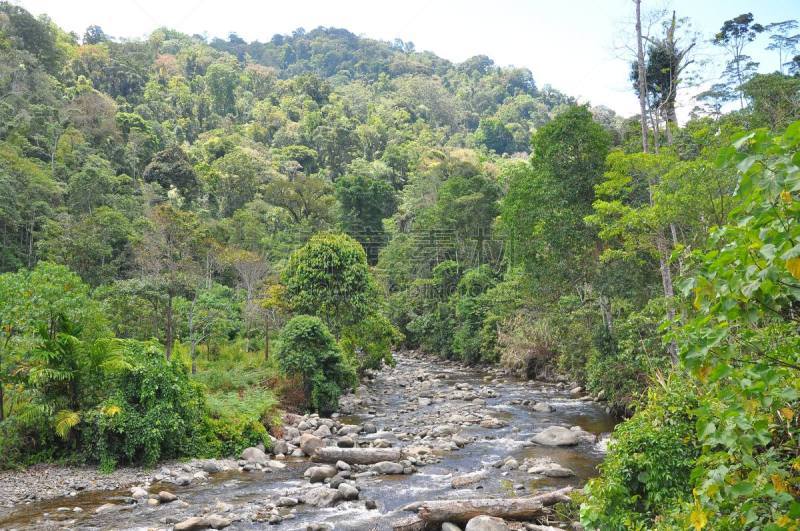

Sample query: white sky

[14,0,800,119]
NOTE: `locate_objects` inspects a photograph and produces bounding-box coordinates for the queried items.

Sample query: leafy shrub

[585,299,672,414]
[80,341,210,469]
[581,375,699,530]
[452,265,497,364]
[498,310,556,378]
[406,299,456,358]
[276,315,357,415]
[340,313,401,374]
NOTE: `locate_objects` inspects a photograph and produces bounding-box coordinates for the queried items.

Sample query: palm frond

[54,409,80,439]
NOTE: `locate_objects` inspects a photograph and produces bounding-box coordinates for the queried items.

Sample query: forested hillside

[2,2,800,529]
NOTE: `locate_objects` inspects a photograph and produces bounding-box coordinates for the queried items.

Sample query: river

[0,352,616,530]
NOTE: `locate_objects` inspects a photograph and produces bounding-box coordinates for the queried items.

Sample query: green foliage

[339,313,401,374]
[276,315,357,414]
[585,299,672,414]
[452,265,498,363]
[142,146,200,202]
[475,117,515,154]
[282,233,373,332]
[581,376,699,530]
[80,341,209,468]
[335,173,397,263]
[673,122,800,529]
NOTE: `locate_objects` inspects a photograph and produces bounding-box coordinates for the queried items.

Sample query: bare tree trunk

[165,293,174,360]
[264,314,270,362]
[635,0,649,153]
[656,233,679,364]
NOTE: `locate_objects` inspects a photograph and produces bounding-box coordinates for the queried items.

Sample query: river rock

[442,524,463,531]
[276,496,298,507]
[362,422,378,434]
[465,515,510,531]
[532,402,555,412]
[158,491,177,503]
[305,465,338,483]
[303,486,342,507]
[451,470,487,488]
[94,503,116,514]
[531,426,579,446]
[569,386,584,398]
[174,516,210,530]
[240,447,268,464]
[130,486,148,498]
[300,433,324,456]
[528,462,575,477]
[271,439,288,456]
[337,483,359,500]
[372,438,392,448]
[479,417,508,429]
[206,514,232,529]
[336,460,351,471]
[313,424,332,438]
[371,461,404,475]
[431,424,458,437]
[337,436,355,448]
[501,457,519,471]
[283,426,300,441]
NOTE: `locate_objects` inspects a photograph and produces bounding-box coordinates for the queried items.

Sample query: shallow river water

[0,353,616,530]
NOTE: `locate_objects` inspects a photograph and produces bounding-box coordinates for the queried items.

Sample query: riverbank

[0,351,615,530]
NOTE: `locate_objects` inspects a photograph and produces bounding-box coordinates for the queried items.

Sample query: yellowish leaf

[776,515,791,527]
[103,405,121,417]
[772,474,788,493]
[788,257,800,280]
[698,365,712,383]
[54,409,80,439]
[780,407,794,422]
[782,190,793,204]
[690,506,708,531]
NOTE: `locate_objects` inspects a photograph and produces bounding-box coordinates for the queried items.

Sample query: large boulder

[337,483,359,500]
[531,426,579,446]
[303,486,342,507]
[465,516,510,531]
[371,461,404,475]
[313,424,332,438]
[240,447,268,464]
[305,465,338,483]
[299,433,325,456]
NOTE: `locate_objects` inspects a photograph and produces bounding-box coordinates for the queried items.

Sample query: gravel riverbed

[0,351,615,530]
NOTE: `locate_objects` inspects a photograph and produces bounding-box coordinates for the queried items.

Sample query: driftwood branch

[311,447,402,465]
[400,486,573,524]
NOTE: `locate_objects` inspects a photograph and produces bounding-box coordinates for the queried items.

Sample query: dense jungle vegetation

[1,1,800,528]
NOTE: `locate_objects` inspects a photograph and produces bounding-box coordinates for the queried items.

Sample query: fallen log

[401,486,573,524]
[391,515,428,531]
[311,447,402,465]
